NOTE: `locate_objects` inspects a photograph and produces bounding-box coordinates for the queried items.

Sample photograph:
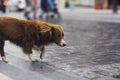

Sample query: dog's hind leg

[22,44,39,62]
[0,40,8,63]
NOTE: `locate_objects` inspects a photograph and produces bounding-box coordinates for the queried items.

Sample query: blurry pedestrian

[18,0,26,12]
[65,0,69,8]
[69,0,75,9]
[112,0,118,13]
[32,0,37,19]
[24,0,32,20]
[48,0,61,19]
[0,0,8,13]
[39,0,49,19]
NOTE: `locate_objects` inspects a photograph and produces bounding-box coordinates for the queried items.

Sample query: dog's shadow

[29,61,56,74]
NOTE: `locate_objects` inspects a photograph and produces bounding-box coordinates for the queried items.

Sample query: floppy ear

[51,27,56,35]
[51,27,56,41]
[39,28,52,41]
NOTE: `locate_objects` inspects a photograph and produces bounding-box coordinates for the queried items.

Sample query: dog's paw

[31,59,39,62]
[28,54,39,62]
[2,57,8,63]
[40,59,48,63]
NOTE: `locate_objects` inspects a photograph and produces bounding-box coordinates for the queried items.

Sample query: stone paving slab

[0,61,49,80]
[3,53,88,80]
[0,73,13,80]
[46,20,120,80]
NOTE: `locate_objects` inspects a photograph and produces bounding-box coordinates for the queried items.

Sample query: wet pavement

[43,20,120,80]
[0,12,120,79]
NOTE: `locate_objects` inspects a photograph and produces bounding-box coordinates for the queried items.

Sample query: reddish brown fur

[0,17,65,61]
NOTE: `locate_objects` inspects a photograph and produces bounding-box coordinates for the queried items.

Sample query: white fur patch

[60,39,66,46]
[27,54,39,62]
[2,57,8,63]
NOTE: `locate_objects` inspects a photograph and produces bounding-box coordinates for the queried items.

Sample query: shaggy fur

[0,17,66,62]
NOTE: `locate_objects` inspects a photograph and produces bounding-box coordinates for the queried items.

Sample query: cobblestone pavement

[44,20,120,80]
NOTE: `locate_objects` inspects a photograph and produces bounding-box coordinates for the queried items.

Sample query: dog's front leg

[28,54,39,62]
[40,46,45,60]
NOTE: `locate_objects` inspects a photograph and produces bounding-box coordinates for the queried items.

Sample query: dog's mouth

[59,39,66,47]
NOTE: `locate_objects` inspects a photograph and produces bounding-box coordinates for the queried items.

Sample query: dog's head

[51,25,66,47]
[36,21,66,47]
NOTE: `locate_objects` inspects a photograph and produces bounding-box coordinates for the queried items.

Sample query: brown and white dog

[0,17,66,63]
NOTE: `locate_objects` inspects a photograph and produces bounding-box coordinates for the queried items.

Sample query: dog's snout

[60,39,66,47]
[63,43,66,47]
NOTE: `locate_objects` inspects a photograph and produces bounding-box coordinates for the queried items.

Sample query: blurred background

[0,0,119,20]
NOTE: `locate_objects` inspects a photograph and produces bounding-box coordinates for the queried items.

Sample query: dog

[0,17,66,63]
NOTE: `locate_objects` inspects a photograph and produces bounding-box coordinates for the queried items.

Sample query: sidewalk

[59,7,120,23]
[0,73,13,80]
[59,7,117,14]
[0,7,120,23]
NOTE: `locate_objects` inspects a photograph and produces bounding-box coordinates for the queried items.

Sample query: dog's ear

[39,28,52,41]
[51,27,56,41]
[51,27,56,35]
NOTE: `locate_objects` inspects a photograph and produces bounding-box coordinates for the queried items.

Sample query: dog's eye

[58,34,61,37]
[62,33,64,37]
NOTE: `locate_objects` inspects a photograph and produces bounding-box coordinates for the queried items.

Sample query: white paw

[2,57,8,63]
[31,59,39,62]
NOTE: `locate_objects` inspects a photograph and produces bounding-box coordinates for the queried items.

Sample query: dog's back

[0,17,27,41]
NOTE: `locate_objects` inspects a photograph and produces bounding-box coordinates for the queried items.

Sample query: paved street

[0,11,120,80]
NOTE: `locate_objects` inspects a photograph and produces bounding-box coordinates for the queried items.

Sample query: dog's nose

[60,39,66,47]
[62,43,66,47]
